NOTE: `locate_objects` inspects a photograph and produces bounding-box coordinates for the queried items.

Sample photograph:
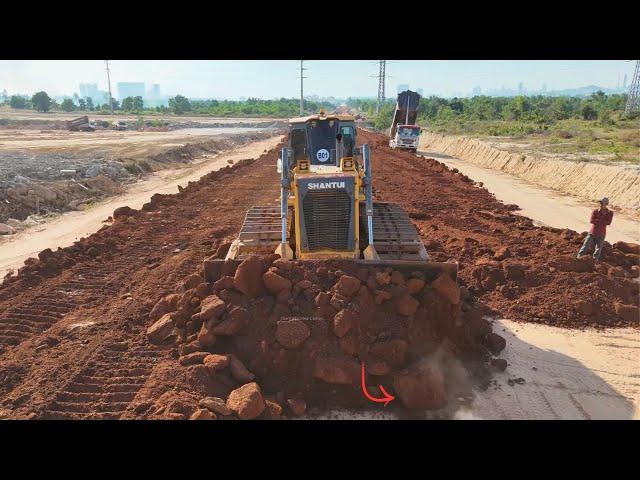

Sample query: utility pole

[624,60,639,116]
[105,60,114,113]
[376,60,386,114]
[299,60,307,116]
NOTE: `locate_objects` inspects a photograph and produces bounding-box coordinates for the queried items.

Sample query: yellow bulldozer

[226,110,457,279]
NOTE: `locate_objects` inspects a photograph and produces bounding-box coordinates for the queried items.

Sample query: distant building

[78,83,105,105]
[117,82,145,100]
[416,88,423,96]
[518,82,524,95]
[623,74,628,89]
[472,86,482,96]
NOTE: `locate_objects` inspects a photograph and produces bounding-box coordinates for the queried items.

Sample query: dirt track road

[0,130,637,420]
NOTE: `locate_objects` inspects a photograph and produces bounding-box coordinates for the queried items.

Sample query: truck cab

[391,124,421,151]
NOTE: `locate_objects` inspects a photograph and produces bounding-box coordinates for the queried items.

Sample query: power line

[624,60,639,116]
[105,60,114,113]
[299,60,307,116]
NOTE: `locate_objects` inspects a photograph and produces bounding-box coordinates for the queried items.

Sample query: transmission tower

[376,60,386,113]
[299,60,307,116]
[105,60,114,113]
[624,60,639,116]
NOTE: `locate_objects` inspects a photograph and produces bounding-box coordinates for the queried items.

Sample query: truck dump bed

[389,90,421,138]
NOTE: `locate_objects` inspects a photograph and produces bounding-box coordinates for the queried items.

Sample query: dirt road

[0,136,283,279]
[421,151,640,244]
[0,130,637,420]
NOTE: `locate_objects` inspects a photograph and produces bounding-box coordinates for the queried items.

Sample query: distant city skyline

[0,60,636,100]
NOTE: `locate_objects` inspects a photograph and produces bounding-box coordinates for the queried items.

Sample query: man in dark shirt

[577,197,614,261]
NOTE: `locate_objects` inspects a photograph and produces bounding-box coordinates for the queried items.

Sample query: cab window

[340,126,355,157]
[291,128,307,161]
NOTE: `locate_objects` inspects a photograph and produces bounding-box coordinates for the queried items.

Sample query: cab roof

[289,111,355,124]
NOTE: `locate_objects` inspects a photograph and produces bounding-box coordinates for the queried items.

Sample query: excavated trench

[0,130,637,420]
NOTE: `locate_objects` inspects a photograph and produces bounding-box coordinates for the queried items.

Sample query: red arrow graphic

[360,362,395,406]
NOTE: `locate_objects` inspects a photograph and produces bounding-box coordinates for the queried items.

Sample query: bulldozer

[226,111,456,279]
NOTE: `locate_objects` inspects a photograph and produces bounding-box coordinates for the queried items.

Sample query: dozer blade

[359,202,457,281]
[226,205,284,260]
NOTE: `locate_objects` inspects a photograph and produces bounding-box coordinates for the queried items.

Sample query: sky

[0,60,636,99]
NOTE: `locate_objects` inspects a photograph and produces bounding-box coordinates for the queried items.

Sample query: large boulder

[393,360,446,410]
[613,241,640,256]
[233,256,267,297]
[275,318,311,349]
[146,313,175,344]
[211,306,249,335]
[263,271,292,295]
[196,295,226,322]
[335,275,361,297]
[431,272,460,305]
[228,354,255,383]
[614,303,638,323]
[313,356,359,385]
[394,293,419,316]
[226,382,266,420]
[200,397,232,416]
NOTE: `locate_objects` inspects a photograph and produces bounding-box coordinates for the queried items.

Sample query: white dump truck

[389,90,421,152]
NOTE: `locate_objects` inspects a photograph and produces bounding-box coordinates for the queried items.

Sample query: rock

[196,321,217,347]
[330,293,348,311]
[333,309,355,338]
[182,274,204,291]
[430,273,460,305]
[369,339,408,367]
[313,356,359,384]
[196,295,226,322]
[228,354,255,383]
[335,275,361,297]
[493,246,511,260]
[227,382,265,420]
[339,335,359,356]
[375,271,391,286]
[203,258,224,283]
[484,332,507,355]
[576,300,595,316]
[211,306,249,335]
[6,218,22,229]
[390,270,405,285]
[613,241,640,256]
[614,303,638,323]
[550,256,593,273]
[178,341,203,356]
[179,351,209,366]
[503,262,526,281]
[146,313,175,344]
[203,354,229,372]
[213,275,235,290]
[365,358,390,376]
[315,291,331,307]
[490,358,508,372]
[275,318,311,349]
[200,397,232,416]
[233,256,266,297]
[395,293,419,316]
[0,223,16,235]
[113,206,137,219]
[463,308,491,338]
[190,408,215,420]
[287,398,307,416]
[263,400,283,420]
[263,271,292,294]
[406,278,425,294]
[149,298,171,321]
[393,360,446,410]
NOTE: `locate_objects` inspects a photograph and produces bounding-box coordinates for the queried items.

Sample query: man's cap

[600,197,609,205]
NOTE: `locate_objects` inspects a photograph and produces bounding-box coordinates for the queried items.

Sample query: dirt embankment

[420,132,640,218]
[0,130,637,420]
[0,130,276,224]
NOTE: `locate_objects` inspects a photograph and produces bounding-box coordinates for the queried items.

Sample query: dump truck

[389,90,421,152]
[114,121,127,131]
[224,110,457,280]
[67,116,96,132]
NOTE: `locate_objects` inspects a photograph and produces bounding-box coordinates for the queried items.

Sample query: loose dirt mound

[131,254,499,419]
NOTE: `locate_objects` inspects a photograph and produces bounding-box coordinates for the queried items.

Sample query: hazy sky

[0,60,635,99]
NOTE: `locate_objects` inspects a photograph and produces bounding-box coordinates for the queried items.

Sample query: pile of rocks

[145,253,506,420]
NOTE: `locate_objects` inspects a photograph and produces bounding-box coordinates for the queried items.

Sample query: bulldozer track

[44,345,168,420]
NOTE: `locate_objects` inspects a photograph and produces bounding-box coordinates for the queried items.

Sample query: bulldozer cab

[289,112,356,167]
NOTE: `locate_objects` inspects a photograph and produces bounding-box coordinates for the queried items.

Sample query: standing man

[577,197,614,261]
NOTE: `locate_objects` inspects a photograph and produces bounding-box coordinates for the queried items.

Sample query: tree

[169,94,191,114]
[78,98,87,111]
[133,96,144,111]
[31,91,52,112]
[580,102,597,120]
[85,97,94,111]
[61,98,76,112]
[121,96,134,111]
[1,90,8,103]
[10,95,27,109]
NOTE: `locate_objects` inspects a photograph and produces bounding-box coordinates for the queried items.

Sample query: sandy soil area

[0,127,273,154]
[0,135,283,278]
[421,150,640,245]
